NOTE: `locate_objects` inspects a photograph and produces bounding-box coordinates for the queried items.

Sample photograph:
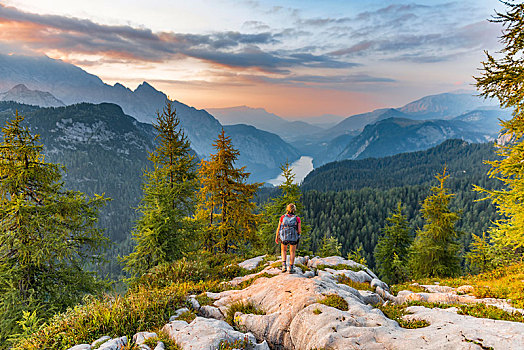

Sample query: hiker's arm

[275,221,281,243]
[298,221,302,236]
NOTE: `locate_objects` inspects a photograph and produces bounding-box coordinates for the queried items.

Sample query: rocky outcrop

[67,255,524,350]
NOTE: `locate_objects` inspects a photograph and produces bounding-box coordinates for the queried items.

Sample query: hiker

[275,203,302,273]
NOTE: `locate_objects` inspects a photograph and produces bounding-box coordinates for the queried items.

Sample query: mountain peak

[134,81,156,93]
[9,84,30,93]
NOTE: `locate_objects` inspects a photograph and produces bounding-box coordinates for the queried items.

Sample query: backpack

[279,214,299,242]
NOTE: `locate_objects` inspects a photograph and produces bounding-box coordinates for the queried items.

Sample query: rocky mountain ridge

[0,84,65,107]
[66,255,524,350]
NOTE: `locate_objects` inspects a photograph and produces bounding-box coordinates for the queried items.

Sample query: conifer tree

[474,2,524,262]
[466,232,495,274]
[374,202,412,284]
[318,236,342,257]
[197,129,261,253]
[410,169,462,278]
[259,162,311,254]
[0,112,108,341]
[123,102,198,277]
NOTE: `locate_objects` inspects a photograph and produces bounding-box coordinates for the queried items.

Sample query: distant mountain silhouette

[0,84,64,107]
[208,106,322,142]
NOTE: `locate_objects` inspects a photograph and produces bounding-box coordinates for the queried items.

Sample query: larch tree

[474,2,524,262]
[259,162,311,254]
[0,112,108,341]
[196,129,261,254]
[374,201,412,284]
[123,102,198,277]
[410,169,462,278]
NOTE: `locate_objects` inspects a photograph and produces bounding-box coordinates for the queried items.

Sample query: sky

[0,0,505,118]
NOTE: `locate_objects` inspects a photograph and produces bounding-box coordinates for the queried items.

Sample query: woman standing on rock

[275,203,302,273]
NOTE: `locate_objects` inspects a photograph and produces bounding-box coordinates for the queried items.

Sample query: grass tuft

[337,275,374,291]
[225,301,265,329]
[316,264,362,272]
[234,273,275,290]
[217,335,253,350]
[375,303,430,329]
[318,294,349,311]
[142,331,181,350]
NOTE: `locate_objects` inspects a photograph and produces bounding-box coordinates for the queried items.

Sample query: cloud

[0,4,352,72]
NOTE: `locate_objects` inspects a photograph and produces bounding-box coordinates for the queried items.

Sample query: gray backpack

[279,215,299,242]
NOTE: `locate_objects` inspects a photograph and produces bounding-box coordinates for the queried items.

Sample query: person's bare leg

[281,243,288,271]
[290,244,297,266]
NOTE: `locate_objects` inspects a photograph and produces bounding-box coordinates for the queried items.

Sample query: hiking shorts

[282,238,299,246]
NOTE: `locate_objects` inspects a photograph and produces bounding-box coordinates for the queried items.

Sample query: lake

[267,156,314,186]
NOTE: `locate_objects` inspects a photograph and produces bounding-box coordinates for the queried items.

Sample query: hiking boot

[281,263,287,272]
[289,265,295,274]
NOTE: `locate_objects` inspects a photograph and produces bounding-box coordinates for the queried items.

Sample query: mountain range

[0,53,510,179]
[0,54,301,180]
[207,106,323,142]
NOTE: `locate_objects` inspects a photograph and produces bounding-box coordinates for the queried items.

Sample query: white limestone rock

[238,255,266,270]
[98,336,127,350]
[359,290,384,305]
[162,317,264,350]
[67,345,91,350]
[133,331,157,345]
[91,336,111,348]
[370,278,389,291]
[199,305,225,320]
[154,341,165,350]
[188,296,200,310]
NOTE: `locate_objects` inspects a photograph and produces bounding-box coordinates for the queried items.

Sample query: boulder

[133,332,157,345]
[422,284,454,293]
[67,345,91,350]
[370,278,389,291]
[98,336,127,350]
[154,342,165,350]
[187,296,200,310]
[359,290,384,305]
[162,317,265,350]
[91,336,111,348]
[199,305,225,320]
[238,255,266,270]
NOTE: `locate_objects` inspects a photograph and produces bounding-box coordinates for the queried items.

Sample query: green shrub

[195,293,213,307]
[318,294,349,311]
[296,263,311,272]
[175,310,196,323]
[12,283,194,350]
[217,335,253,350]
[456,303,524,323]
[143,331,181,350]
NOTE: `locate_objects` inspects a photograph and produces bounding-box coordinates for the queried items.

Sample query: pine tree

[258,162,311,254]
[466,232,495,274]
[318,236,342,257]
[374,202,412,284]
[0,112,108,342]
[410,169,462,278]
[197,129,261,253]
[123,102,198,277]
[474,2,524,262]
